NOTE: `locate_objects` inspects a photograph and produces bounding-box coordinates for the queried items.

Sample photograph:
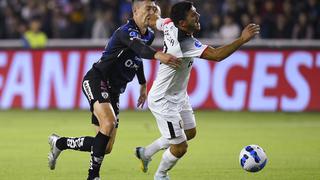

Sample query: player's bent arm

[201,38,244,62]
[201,38,245,62]
[154,51,180,69]
[137,83,147,108]
[201,23,260,62]
[136,63,146,85]
[136,60,147,108]
[117,29,157,59]
[127,38,180,68]
[128,39,179,68]
[128,39,180,68]
[128,38,158,59]
[139,83,147,96]
[117,27,180,68]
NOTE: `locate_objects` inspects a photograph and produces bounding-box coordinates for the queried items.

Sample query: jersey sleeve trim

[156,18,173,31]
[163,18,172,25]
[200,45,209,58]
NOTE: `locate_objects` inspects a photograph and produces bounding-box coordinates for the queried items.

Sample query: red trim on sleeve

[200,46,209,58]
[164,18,172,25]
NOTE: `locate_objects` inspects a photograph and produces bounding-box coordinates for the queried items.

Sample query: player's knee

[177,143,188,157]
[171,142,188,158]
[186,131,196,140]
[181,146,188,157]
[185,128,196,141]
[99,116,117,134]
[100,121,115,132]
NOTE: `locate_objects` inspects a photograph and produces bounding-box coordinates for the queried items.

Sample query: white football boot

[154,174,170,180]
[48,133,62,170]
[135,147,151,173]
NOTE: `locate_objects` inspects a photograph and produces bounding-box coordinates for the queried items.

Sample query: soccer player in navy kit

[47,1,180,180]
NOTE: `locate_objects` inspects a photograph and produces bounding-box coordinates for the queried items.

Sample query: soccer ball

[239,144,267,172]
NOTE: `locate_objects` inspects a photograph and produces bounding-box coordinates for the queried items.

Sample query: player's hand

[148,5,161,29]
[137,83,147,108]
[240,24,260,43]
[155,52,181,69]
[152,4,161,17]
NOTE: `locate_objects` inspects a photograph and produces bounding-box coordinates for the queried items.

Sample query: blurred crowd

[0,0,320,41]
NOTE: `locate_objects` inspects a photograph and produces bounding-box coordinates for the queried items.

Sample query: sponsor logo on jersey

[124,59,139,70]
[129,31,138,38]
[194,40,202,48]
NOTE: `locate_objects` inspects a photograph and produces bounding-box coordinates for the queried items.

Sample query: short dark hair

[170,1,193,26]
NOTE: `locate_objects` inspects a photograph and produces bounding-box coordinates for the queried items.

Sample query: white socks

[144,136,169,159]
[155,148,179,177]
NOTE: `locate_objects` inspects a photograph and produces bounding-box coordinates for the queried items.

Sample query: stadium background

[0,0,320,180]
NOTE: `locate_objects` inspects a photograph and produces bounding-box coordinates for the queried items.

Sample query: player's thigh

[93,94,120,153]
[91,93,120,127]
[93,101,117,135]
[180,110,196,140]
[180,99,196,130]
[180,100,196,140]
[103,93,120,151]
[150,101,187,143]
[149,98,188,147]
[82,74,117,130]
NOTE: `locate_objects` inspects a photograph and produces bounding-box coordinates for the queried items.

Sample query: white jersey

[148,18,208,103]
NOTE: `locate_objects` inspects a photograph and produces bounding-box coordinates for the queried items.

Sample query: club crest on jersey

[194,40,202,48]
[101,92,109,99]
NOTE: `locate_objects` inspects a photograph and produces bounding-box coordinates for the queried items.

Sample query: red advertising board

[0,49,319,111]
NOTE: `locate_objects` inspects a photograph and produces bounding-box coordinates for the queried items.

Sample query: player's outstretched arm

[155,51,181,69]
[120,35,180,69]
[201,23,260,62]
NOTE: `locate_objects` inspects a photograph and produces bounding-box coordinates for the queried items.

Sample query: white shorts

[148,96,196,144]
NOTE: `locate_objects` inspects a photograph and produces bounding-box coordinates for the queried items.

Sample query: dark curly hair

[170,1,193,26]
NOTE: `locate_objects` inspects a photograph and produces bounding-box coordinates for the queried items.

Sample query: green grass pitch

[0,110,319,180]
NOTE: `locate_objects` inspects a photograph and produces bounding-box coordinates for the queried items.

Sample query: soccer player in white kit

[135,1,260,180]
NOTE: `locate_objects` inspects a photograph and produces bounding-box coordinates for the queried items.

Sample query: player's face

[134,1,156,27]
[184,6,201,32]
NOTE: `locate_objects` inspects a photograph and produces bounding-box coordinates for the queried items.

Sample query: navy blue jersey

[91,19,155,93]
